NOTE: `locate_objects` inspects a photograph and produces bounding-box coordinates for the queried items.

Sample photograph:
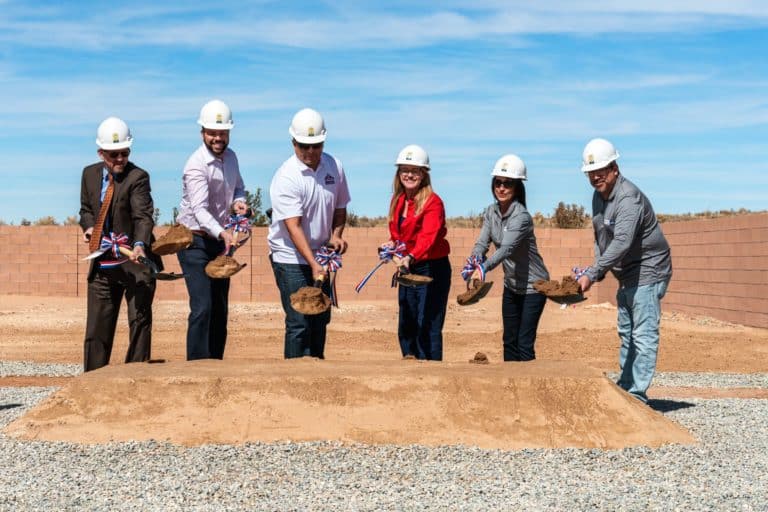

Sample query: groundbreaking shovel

[290,273,331,315]
[83,245,184,281]
[204,229,247,279]
[392,255,433,287]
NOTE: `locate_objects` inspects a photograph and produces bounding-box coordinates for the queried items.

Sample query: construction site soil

[1,295,766,448]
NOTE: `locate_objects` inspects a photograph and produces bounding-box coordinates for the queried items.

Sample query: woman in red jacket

[384,144,451,360]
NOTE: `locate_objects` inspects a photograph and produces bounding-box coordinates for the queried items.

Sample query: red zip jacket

[388,192,450,262]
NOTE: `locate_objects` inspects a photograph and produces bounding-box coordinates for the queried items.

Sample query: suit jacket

[79,161,163,279]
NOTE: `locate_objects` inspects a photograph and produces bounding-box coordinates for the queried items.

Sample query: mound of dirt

[4,360,696,449]
[469,352,489,364]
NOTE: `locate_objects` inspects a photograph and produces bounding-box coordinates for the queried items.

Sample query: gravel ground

[0,361,82,377]
[610,372,768,389]
[1,385,767,511]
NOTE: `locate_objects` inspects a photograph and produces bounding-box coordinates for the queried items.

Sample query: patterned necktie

[89,173,114,253]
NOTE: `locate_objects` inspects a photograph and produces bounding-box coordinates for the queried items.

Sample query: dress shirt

[176,144,245,239]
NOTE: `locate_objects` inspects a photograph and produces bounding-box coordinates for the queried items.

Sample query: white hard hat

[289,108,326,144]
[581,138,619,172]
[491,154,527,180]
[198,99,234,130]
[96,117,133,150]
[395,144,430,169]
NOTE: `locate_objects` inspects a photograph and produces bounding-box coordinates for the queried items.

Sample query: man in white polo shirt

[268,108,351,359]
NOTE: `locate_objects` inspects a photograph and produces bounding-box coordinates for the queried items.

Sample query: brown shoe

[402,354,417,360]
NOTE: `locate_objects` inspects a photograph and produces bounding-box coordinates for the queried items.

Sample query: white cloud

[2,2,768,51]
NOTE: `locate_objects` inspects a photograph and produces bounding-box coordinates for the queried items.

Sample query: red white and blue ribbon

[98,232,131,268]
[225,214,251,234]
[461,254,486,282]
[315,246,342,307]
[572,266,590,280]
[222,214,252,256]
[355,241,407,293]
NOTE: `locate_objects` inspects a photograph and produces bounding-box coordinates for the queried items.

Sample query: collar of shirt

[202,144,227,165]
[292,154,326,175]
[493,200,520,219]
[605,174,624,202]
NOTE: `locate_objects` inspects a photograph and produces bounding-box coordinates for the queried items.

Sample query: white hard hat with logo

[289,108,327,144]
[491,154,526,180]
[581,138,619,172]
[198,99,234,130]
[395,144,430,169]
[96,117,133,150]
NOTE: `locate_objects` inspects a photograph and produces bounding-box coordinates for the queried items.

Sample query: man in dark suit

[79,116,163,372]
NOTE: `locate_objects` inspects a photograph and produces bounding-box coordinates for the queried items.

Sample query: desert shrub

[554,202,589,228]
[34,216,58,226]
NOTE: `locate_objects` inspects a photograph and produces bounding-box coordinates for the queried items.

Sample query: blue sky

[0,1,766,224]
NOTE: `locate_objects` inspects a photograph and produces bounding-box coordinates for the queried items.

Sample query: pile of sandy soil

[0,295,766,448]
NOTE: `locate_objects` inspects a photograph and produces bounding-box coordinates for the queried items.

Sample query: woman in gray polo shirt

[470,154,550,361]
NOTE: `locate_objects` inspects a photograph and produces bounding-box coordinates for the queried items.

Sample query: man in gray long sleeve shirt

[576,138,672,403]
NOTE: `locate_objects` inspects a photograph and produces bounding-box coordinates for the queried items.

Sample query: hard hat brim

[198,121,234,130]
[289,127,326,144]
[395,161,430,170]
[581,155,618,173]
[491,170,526,180]
[97,139,133,150]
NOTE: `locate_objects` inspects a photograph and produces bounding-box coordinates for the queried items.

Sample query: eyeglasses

[104,150,130,159]
[295,141,323,150]
[493,179,516,189]
[398,168,423,176]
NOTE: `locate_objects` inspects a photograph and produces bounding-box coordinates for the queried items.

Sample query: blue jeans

[398,257,451,361]
[502,288,546,361]
[271,259,331,359]
[177,234,230,360]
[616,279,669,403]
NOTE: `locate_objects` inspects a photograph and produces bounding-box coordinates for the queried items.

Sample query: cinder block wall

[661,214,768,327]
[0,213,765,328]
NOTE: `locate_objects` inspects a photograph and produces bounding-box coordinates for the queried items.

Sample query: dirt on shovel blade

[533,276,582,297]
[290,286,331,315]
[205,256,246,279]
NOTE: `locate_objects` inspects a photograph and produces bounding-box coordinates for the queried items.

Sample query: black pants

[502,287,546,361]
[83,265,155,372]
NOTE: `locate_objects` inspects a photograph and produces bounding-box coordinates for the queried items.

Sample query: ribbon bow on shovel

[83,232,183,280]
[456,254,493,305]
[204,214,252,279]
[315,246,342,307]
[354,241,407,293]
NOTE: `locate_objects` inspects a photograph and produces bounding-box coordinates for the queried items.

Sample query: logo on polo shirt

[324,174,335,185]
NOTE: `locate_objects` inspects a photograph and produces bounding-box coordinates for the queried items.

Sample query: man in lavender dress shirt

[176,99,248,360]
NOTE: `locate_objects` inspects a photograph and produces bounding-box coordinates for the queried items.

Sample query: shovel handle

[118,246,159,275]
